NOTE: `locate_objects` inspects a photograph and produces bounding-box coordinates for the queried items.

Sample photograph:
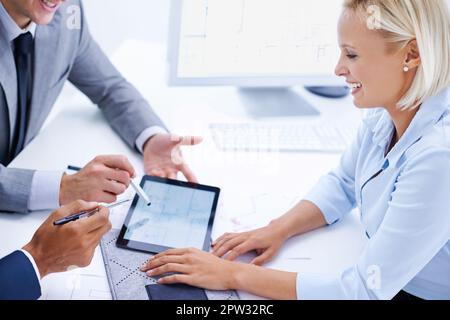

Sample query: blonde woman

[141,0,450,300]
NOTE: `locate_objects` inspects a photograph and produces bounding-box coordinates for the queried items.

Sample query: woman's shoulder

[416,110,450,149]
[404,111,450,169]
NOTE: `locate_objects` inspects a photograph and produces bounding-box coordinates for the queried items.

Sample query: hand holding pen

[23,200,113,278]
[67,164,151,206]
[53,198,132,226]
[59,155,136,205]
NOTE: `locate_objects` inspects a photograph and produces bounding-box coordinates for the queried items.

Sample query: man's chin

[32,13,56,25]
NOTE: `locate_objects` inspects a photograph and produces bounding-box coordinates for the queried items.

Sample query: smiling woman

[140,0,450,300]
[340,0,450,111]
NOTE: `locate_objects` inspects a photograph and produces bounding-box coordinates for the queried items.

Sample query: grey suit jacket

[0,0,166,213]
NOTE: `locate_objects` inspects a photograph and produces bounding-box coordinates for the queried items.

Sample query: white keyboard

[210,122,358,153]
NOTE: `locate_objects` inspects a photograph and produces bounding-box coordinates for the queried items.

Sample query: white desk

[0,41,367,300]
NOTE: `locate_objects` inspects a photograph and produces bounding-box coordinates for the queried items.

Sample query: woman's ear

[404,39,421,69]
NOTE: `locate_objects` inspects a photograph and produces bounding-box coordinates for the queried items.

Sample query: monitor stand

[238,87,320,119]
[305,86,350,98]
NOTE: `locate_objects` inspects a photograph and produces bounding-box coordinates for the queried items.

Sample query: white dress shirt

[27,126,167,211]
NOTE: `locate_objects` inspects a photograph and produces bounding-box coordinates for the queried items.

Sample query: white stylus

[67,165,151,206]
[130,179,151,206]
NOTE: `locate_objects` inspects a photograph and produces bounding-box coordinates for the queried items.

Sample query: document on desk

[275,209,366,262]
[213,191,367,263]
[212,190,302,238]
[40,274,111,300]
[40,269,111,300]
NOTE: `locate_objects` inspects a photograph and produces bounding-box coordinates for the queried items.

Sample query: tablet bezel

[116,175,220,254]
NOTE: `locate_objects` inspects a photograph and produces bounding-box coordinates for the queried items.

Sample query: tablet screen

[117,176,220,253]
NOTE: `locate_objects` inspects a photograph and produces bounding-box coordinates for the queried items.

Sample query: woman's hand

[140,248,238,291]
[211,221,289,265]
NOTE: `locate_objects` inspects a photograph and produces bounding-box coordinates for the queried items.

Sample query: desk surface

[0,41,367,300]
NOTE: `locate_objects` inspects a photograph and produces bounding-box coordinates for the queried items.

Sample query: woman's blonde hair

[343,0,450,109]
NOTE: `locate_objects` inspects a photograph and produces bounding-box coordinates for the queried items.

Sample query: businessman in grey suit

[0,0,201,213]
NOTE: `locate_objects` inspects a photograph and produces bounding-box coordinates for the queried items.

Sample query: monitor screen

[168,0,344,86]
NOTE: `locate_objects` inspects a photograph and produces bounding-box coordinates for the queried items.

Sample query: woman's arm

[211,200,328,265]
[141,247,298,300]
[296,147,450,299]
[213,125,365,264]
[230,262,297,300]
[271,200,328,239]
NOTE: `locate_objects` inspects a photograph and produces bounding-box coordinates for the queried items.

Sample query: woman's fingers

[158,274,193,286]
[141,248,195,271]
[211,233,241,255]
[153,248,195,260]
[142,255,187,272]
[224,241,254,261]
[212,232,237,246]
[147,263,191,277]
[251,248,276,266]
[212,236,247,258]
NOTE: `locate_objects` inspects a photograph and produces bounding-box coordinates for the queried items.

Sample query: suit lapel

[0,24,17,144]
[26,18,61,144]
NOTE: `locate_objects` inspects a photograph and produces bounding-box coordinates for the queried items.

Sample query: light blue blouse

[298,86,450,300]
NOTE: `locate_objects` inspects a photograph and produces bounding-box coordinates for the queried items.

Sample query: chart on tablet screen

[124,182,216,249]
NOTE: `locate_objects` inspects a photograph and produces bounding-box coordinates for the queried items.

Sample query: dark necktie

[10,32,33,161]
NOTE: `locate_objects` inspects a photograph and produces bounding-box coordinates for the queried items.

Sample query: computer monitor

[167,0,348,117]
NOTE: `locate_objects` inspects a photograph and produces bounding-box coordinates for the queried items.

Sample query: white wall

[82,0,450,59]
[82,0,170,56]
[46,1,170,126]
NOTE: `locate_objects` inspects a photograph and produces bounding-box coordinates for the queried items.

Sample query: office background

[48,0,450,128]
[45,0,170,126]
[83,0,450,65]
[84,0,169,53]
[3,0,449,300]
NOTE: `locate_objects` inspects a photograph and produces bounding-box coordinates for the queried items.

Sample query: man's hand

[59,155,135,205]
[143,133,202,183]
[22,200,112,278]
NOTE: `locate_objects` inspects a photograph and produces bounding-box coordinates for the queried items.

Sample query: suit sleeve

[68,0,168,149]
[0,166,34,213]
[0,251,41,300]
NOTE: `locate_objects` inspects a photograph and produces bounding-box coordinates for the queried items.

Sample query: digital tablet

[116,176,220,254]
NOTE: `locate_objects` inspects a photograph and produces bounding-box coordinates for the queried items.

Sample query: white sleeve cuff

[135,126,168,154]
[28,170,65,211]
[296,272,346,300]
[19,249,42,282]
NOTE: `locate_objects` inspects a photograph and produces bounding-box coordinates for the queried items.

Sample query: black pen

[67,165,82,171]
[53,198,132,226]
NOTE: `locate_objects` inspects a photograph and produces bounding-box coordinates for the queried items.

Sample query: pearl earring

[403,66,409,72]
